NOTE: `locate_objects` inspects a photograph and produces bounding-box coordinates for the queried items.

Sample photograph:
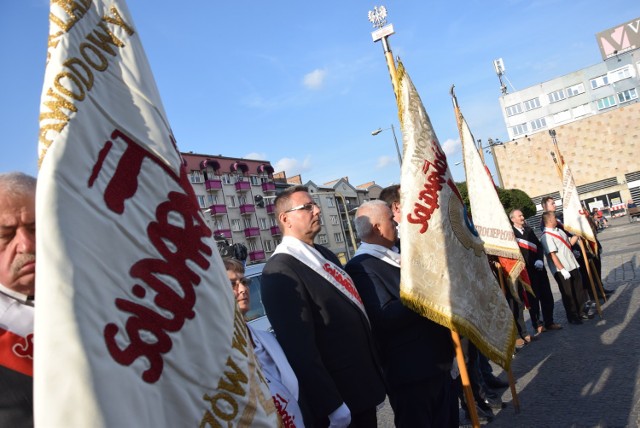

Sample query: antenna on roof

[493,58,516,94]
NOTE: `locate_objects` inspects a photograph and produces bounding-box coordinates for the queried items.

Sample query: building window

[264,240,273,252]
[572,103,591,118]
[523,97,541,111]
[259,218,267,229]
[250,176,260,186]
[243,218,252,228]
[596,95,617,110]
[269,217,277,227]
[221,174,232,184]
[231,219,241,232]
[547,89,566,103]
[226,195,237,207]
[247,241,257,251]
[552,110,571,124]
[608,65,632,83]
[326,197,335,208]
[318,234,328,244]
[319,216,324,226]
[274,238,282,246]
[333,233,343,243]
[330,215,339,225]
[190,170,203,183]
[565,83,585,97]
[196,195,206,208]
[617,88,638,103]
[505,103,522,117]
[530,117,547,131]
[207,194,217,205]
[590,75,609,89]
[512,123,528,136]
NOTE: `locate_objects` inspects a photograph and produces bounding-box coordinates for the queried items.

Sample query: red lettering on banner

[273,393,296,428]
[90,129,212,383]
[322,263,362,304]
[407,143,455,233]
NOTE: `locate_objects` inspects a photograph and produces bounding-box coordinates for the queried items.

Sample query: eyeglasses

[284,202,318,213]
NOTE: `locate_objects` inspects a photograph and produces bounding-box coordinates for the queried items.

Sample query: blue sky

[2,1,636,189]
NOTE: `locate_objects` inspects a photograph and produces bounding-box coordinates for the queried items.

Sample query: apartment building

[493,16,640,212]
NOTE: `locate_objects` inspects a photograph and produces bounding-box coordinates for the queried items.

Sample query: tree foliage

[455,182,536,218]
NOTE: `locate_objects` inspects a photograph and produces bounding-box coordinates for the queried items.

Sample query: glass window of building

[617,88,638,103]
[226,195,237,207]
[231,219,241,231]
[250,175,260,186]
[590,75,609,89]
[259,218,267,229]
[565,83,585,97]
[264,240,273,252]
[247,241,257,252]
[221,174,231,185]
[243,218,252,228]
[596,95,617,110]
[608,65,632,83]
[505,103,523,116]
[530,117,547,131]
[190,170,203,183]
[552,110,571,123]
[318,234,328,244]
[523,97,541,111]
[572,103,591,118]
[547,89,566,103]
[196,195,206,207]
[512,123,528,136]
[330,215,339,225]
[334,233,344,243]
[326,197,335,208]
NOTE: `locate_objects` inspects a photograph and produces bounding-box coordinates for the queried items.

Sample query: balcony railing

[261,182,276,193]
[249,250,266,262]
[208,204,227,215]
[266,204,276,214]
[235,181,251,192]
[270,225,281,236]
[239,204,256,215]
[244,227,261,238]
[205,179,222,191]
[213,229,231,239]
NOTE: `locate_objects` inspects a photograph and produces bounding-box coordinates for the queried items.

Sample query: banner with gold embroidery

[34,1,277,426]
[452,90,530,299]
[396,62,516,369]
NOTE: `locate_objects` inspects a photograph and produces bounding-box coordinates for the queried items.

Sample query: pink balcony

[213,229,231,239]
[208,204,227,215]
[249,250,266,262]
[205,179,222,191]
[244,227,261,238]
[262,182,276,192]
[239,204,256,215]
[235,181,251,192]
[270,225,281,236]
[266,204,276,214]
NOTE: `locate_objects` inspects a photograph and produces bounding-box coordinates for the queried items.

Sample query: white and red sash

[542,229,573,251]
[354,242,401,268]
[0,287,34,377]
[273,236,368,321]
[516,238,538,253]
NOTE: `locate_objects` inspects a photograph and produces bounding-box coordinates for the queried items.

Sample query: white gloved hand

[328,403,351,428]
[534,260,544,270]
[560,268,571,280]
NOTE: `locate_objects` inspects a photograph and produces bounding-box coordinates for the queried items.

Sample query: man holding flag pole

[34,1,278,426]
[369,6,516,427]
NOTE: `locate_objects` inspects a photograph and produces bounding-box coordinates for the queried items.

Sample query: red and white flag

[452,91,529,298]
[396,62,516,369]
[35,2,277,426]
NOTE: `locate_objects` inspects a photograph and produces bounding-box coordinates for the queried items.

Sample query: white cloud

[441,138,461,156]
[274,156,312,176]
[303,69,327,90]
[243,152,267,160]
[376,156,393,168]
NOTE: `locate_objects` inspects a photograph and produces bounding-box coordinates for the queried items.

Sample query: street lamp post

[371,124,402,167]
[311,191,358,259]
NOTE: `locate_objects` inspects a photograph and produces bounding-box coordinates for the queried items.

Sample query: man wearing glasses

[261,186,385,428]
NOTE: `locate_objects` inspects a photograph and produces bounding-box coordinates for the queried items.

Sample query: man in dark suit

[261,186,385,428]
[345,200,457,427]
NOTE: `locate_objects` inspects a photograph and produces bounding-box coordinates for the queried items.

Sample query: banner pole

[451,331,480,428]
[589,258,608,302]
[578,238,603,318]
[497,266,521,413]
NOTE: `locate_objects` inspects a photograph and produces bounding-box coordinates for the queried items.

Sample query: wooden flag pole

[497,266,521,413]
[589,258,608,302]
[451,331,480,428]
[578,238,604,318]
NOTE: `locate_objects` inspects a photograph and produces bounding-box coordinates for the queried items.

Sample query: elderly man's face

[378,206,398,248]
[511,210,525,228]
[0,192,36,296]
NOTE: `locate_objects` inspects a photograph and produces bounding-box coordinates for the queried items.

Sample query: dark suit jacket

[261,245,385,426]
[345,253,453,387]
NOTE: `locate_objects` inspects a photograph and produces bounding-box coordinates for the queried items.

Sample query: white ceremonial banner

[396,62,515,369]
[455,97,527,297]
[34,1,277,426]
[560,162,597,245]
